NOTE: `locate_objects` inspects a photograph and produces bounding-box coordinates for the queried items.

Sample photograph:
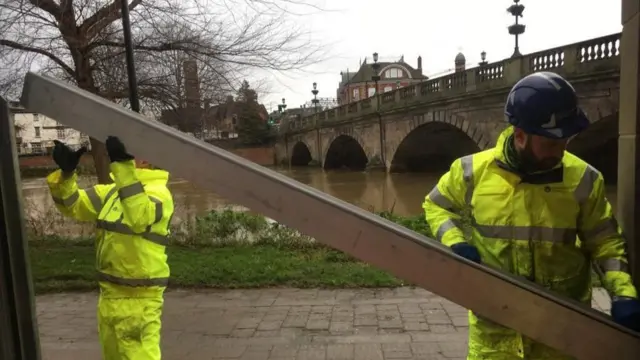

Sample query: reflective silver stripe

[597,258,630,274]
[96,220,169,246]
[52,190,79,207]
[574,165,599,206]
[581,217,619,244]
[149,196,163,223]
[119,182,145,200]
[436,219,462,242]
[428,186,455,212]
[104,187,118,203]
[97,271,169,287]
[85,187,102,212]
[460,155,474,204]
[474,224,577,244]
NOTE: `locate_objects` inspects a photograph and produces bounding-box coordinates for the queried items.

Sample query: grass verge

[30,237,405,294]
[28,208,602,294]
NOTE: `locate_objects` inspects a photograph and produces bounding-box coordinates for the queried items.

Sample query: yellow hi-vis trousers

[97,295,164,360]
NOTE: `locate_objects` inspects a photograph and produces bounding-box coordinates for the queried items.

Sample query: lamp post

[507,0,525,58]
[371,52,385,167]
[311,82,320,113]
[120,0,140,112]
[371,52,381,101]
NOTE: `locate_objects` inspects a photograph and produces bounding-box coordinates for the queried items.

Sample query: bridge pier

[618,0,640,288]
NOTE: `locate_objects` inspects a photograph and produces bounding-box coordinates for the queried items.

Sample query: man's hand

[52,140,87,174]
[105,136,134,163]
[451,242,482,264]
[612,297,640,332]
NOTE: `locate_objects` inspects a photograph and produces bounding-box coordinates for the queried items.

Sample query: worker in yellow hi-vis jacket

[423,72,640,359]
[48,136,174,360]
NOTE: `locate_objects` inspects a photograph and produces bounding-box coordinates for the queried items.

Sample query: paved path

[37,287,611,360]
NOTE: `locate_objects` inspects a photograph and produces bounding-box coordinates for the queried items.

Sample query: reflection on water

[21,166,619,235]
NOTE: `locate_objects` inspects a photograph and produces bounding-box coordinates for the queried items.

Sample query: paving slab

[36,287,611,360]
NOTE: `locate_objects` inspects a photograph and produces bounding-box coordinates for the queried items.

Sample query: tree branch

[0,39,74,76]
[81,0,144,40]
[28,0,62,21]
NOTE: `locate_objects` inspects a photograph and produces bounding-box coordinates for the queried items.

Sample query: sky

[258,0,622,112]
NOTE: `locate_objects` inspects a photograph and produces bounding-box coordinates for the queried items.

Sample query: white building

[9,102,90,155]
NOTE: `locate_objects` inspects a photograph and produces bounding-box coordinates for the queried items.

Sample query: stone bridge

[275,33,621,175]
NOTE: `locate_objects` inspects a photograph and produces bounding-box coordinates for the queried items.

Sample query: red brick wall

[19,147,275,169]
[232,147,274,166]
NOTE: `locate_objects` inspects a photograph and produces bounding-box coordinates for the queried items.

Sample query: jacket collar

[492,126,564,183]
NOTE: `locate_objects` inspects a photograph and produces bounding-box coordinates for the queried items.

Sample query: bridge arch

[323,133,369,171]
[389,120,482,172]
[568,111,618,182]
[290,141,313,166]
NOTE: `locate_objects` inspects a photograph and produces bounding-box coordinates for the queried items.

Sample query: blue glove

[451,243,481,264]
[611,297,640,332]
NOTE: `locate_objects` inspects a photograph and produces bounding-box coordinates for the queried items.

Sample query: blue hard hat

[504,71,589,139]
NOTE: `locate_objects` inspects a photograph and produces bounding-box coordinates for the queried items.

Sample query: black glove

[451,242,482,264]
[52,140,87,173]
[105,136,134,163]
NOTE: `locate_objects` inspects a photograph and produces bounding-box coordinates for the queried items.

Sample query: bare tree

[0,0,327,183]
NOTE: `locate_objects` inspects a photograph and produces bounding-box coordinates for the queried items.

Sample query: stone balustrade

[282,33,621,134]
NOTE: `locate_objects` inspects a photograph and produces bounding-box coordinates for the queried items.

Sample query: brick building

[336,55,429,105]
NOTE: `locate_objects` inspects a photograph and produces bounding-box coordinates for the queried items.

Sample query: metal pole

[0,97,41,360]
[618,0,640,288]
[120,0,140,112]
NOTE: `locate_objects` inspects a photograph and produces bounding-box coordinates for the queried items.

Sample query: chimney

[182,60,202,133]
[183,60,201,110]
[417,56,422,74]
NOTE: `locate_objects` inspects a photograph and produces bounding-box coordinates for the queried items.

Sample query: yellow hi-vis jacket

[47,160,174,298]
[423,126,637,359]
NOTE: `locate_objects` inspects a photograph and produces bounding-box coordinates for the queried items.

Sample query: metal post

[0,97,41,360]
[120,0,140,112]
[618,0,640,288]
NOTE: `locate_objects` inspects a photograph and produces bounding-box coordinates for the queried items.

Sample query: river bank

[30,210,417,294]
[28,208,603,294]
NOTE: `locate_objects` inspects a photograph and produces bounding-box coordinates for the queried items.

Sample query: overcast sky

[259,0,622,111]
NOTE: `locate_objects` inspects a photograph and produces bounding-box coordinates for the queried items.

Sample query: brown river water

[20,167,618,237]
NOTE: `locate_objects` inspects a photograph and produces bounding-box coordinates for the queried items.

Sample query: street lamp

[371,52,385,166]
[507,0,525,58]
[311,82,320,113]
[371,52,381,98]
[479,50,488,66]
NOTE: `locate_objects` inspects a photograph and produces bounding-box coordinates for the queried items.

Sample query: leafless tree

[0,0,327,183]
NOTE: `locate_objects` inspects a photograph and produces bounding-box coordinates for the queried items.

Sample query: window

[368,87,376,97]
[384,68,403,79]
[383,86,393,93]
[33,114,39,122]
[57,128,65,139]
[352,88,360,101]
[31,142,42,153]
[34,126,40,138]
